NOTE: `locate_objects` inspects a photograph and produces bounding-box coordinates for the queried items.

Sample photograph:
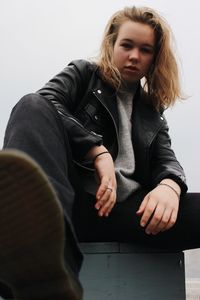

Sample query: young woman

[0,6,199,300]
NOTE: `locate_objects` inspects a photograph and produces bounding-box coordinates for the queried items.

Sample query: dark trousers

[74,190,200,251]
[2,93,200,297]
[3,93,83,272]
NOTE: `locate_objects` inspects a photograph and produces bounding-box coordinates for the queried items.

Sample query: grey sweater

[115,88,140,202]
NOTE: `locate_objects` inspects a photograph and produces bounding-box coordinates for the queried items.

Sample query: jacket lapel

[92,77,120,133]
[131,87,164,184]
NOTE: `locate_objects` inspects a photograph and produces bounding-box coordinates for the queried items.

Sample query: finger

[95,185,113,210]
[162,209,178,231]
[136,194,149,215]
[145,204,165,234]
[96,177,111,201]
[151,208,172,235]
[98,192,116,217]
[140,198,157,228]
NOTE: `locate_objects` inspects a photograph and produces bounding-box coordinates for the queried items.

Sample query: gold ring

[106,187,113,192]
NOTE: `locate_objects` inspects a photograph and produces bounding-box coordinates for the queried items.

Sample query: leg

[1,94,83,299]
[4,94,76,220]
[75,189,200,251]
[0,150,81,300]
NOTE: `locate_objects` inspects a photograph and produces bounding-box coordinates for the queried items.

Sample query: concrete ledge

[79,242,186,300]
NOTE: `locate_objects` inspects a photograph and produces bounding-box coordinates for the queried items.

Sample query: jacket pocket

[76,103,107,135]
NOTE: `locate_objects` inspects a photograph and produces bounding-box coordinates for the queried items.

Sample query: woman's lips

[125,65,139,71]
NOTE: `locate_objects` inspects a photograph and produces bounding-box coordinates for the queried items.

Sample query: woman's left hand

[136,180,180,235]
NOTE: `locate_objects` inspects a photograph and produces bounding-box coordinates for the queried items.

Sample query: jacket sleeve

[150,115,188,195]
[36,60,103,160]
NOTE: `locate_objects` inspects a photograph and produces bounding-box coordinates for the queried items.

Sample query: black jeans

[74,189,200,251]
[3,93,83,269]
[2,93,200,296]
[1,93,84,298]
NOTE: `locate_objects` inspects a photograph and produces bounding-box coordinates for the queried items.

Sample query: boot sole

[0,149,82,299]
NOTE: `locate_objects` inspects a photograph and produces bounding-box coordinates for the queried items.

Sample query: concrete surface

[185,249,200,299]
[0,249,199,300]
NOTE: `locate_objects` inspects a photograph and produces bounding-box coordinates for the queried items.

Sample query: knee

[15,93,50,114]
[10,93,59,124]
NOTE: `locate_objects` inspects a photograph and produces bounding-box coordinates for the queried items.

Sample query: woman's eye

[121,43,132,49]
[141,48,153,54]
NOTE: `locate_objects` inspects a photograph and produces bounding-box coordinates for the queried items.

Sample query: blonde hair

[96,6,183,110]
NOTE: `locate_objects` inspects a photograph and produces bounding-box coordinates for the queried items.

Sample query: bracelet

[93,151,110,163]
[157,183,180,199]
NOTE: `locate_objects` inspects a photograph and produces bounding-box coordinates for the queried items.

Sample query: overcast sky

[1,0,200,191]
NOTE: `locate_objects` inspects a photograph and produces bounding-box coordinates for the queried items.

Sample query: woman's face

[113,21,155,83]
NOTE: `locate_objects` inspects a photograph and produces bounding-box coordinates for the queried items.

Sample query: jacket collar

[91,70,164,145]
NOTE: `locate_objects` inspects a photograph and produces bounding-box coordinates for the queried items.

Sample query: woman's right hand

[86,146,117,217]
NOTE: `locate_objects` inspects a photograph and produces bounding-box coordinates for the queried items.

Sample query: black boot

[0,150,83,300]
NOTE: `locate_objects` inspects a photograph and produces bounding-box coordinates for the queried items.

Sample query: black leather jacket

[37,59,187,194]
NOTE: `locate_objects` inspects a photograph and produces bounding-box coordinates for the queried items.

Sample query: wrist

[93,151,110,164]
[85,146,111,164]
[160,179,181,196]
[158,179,181,199]
[85,146,107,159]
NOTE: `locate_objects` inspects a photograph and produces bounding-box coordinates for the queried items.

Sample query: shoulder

[139,88,164,115]
[68,59,98,76]
[136,87,168,129]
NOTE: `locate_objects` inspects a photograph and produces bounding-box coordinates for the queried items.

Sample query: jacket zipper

[58,111,103,138]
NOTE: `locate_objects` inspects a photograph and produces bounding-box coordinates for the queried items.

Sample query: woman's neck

[120,81,139,94]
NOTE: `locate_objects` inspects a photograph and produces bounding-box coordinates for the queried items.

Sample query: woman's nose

[129,48,140,62]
